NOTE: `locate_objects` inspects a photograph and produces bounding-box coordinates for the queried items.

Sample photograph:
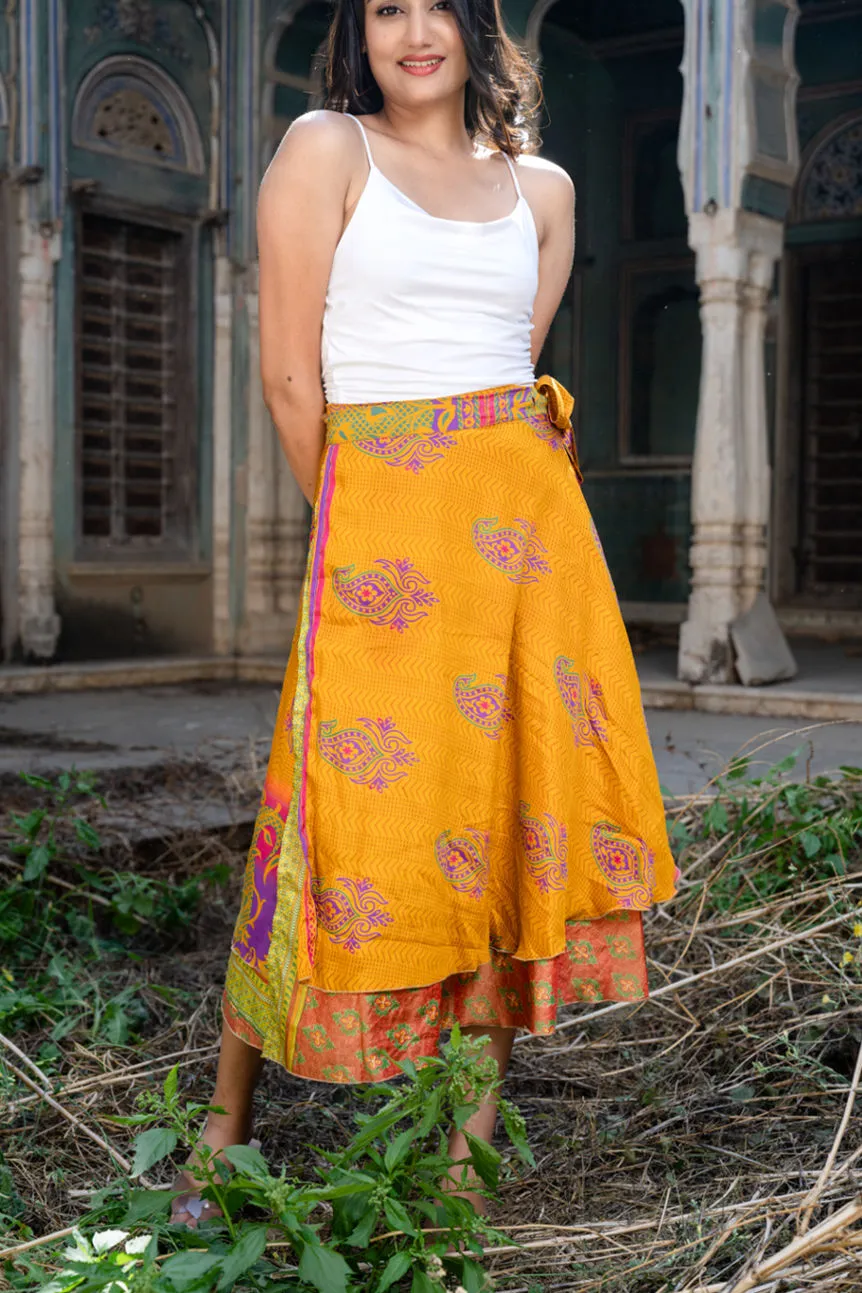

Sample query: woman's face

[363,0,469,110]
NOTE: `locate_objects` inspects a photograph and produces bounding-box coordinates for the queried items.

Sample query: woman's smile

[398,55,446,75]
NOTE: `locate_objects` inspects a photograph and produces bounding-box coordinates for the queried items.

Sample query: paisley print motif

[518,801,569,893]
[590,821,656,908]
[332,558,438,632]
[311,876,394,953]
[453,673,514,739]
[317,716,418,792]
[554,656,609,747]
[353,425,457,473]
[231,797,285,970]
[434,827,490,899]
[471,517,552,585]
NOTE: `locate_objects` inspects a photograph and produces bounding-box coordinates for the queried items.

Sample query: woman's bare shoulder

[515,153,574,200]
[261,110,363,195]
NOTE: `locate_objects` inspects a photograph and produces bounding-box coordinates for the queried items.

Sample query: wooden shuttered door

[798,247,862,600]
[76,212,194,554]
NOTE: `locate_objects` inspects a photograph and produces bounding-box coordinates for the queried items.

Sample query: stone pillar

[237,269,299,657]
[739,244,781,605]
[212,253,235,656]
[239,280,278,654]
[678,209,784,684]
[17,204,61,660]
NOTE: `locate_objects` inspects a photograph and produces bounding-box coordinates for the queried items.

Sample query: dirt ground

[2,715,862,1291]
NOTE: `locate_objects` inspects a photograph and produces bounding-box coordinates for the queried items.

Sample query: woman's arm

[257,112,358,505]
[518,158,576,366]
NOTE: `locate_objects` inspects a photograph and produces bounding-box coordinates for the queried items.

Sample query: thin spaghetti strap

[345,113,376,171]
[502,151,523,201]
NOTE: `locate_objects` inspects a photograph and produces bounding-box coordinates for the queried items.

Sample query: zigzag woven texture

[223,378,677,1080]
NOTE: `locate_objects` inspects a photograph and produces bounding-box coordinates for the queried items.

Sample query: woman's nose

[406,7,433,45]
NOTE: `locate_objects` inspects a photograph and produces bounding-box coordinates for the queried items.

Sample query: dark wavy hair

[324,0,540,156]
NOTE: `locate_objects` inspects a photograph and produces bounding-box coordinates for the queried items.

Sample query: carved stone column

[17,205,61,660]
[678,210,784,684]
[739,240,782,607]
[239,281,278,654]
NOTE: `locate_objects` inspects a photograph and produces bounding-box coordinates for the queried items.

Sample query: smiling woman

[326,0,540,156]
[171,0,678,1233]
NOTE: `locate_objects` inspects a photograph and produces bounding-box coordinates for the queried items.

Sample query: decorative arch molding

[524,0,562,57]
[71,54,206,175]
[792,109,862,223]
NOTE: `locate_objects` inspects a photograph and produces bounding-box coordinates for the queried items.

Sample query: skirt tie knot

[535,375,582,483]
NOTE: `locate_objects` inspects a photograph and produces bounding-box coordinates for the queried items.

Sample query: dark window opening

[75,212,193,553]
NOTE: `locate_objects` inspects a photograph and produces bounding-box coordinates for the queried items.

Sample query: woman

[172,0,676,1224]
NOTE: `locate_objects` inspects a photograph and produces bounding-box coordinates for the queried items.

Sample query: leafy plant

[8,771,104,883]
[16,1027,532,1292]
[685,754,862,914]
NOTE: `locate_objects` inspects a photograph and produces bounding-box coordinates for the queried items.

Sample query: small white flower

[124,1235,151,1256]
[92,1230,128,1255]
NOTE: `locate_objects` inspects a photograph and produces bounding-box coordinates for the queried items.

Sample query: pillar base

[678,616,735,685]
[20,611,61,661]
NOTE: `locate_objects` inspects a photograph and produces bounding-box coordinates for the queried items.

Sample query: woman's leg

[445,1025,516,1216]
[171,1018,264,1225]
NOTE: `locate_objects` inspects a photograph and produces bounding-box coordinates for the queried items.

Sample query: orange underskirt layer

[223,910,646,1084]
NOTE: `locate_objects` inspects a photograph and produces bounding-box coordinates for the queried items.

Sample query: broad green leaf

[376,1251,412,1292]
[122,1189,174,1224]
[465,1132,502,1191]
[162,1250,222,1286]
[417,1087,444,1138]
[459,1255,488,1292]
[23,842,53,881]
[298,1242,352,1293]
[452,1103,478,1131]
[729,1084,756,1103]
[217,1225,268,1290]
[20,772,54,790]
[411,1269,436,1293]
[12,808,45,837]
[132,1127,178,1177]
[222,1143,268,1178]
[346,1205,378,1247]
[384,1128,416,1173]
[383,1196,417,1236]
[799,830,822,859]
[74,818,101,849]
[163,1064,179,1104]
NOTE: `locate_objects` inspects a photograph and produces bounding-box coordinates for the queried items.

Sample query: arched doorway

[533,0,695,614]
[775,103,862,611]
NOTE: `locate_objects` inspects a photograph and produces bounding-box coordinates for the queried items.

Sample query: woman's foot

[169,1114,256,1228]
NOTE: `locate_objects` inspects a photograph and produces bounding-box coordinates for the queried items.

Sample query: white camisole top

[321,114,539,405]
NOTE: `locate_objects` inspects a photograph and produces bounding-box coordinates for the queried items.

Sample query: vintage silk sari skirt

[223,377,677,1084]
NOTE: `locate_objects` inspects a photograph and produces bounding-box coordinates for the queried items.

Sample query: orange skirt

[223,377,676,1083]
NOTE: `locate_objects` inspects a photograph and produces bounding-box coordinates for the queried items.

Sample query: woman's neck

[375,95,473,159]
